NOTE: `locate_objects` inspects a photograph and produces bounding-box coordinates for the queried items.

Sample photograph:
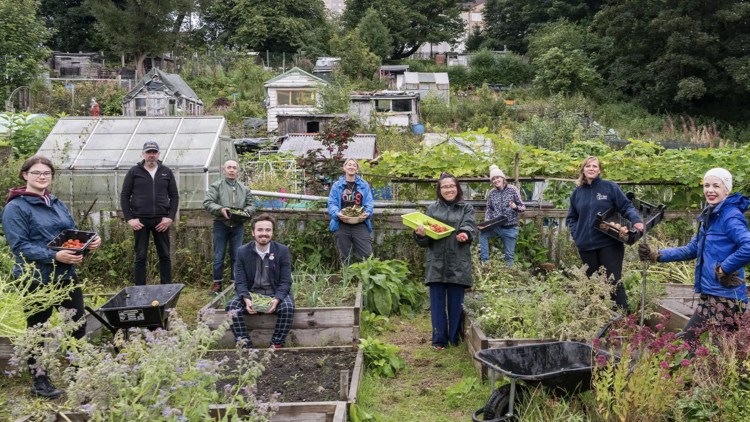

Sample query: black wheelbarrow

[85,284,185,337]
[472,341,619,421]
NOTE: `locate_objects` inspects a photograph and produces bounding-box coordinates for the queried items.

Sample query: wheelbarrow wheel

[472,384,527,421]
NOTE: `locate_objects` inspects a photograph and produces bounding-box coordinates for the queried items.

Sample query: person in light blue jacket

[640,168,750,343]
[327,159,374,265]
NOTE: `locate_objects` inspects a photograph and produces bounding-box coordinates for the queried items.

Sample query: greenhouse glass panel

[95,119,140,134]
[179,119,222,133]
[179,172,211,209]
[52,119,99,134]
[39,134,87,168]
[166,149,212,167]
[51,172,72,205]
[169,133,216,150]
[75,150,124,168]
[137,118,181,133]
[86,133,131,151]
[71,173,120,212]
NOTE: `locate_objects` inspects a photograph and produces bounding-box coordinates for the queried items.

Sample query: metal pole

[640,231,648,326]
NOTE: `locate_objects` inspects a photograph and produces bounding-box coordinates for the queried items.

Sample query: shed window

[374,99,412,113]
[306,121,320,132]
[277,90,315,106]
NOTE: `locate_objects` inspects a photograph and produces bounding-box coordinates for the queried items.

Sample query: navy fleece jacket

[566,176,642,251]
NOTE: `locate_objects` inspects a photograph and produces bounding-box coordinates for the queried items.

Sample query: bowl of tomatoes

[47,229,98,254]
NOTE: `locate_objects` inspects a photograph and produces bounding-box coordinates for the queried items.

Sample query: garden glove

[715,265,743,288]
[638,243,661,263]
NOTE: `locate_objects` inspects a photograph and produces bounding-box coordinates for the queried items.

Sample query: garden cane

[640,232,648,327]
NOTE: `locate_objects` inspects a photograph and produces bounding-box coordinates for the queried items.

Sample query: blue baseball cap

[142,141,160,152]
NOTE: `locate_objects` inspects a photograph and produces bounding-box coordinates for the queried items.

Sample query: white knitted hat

[489,165,505,180]
[704,168,733,192]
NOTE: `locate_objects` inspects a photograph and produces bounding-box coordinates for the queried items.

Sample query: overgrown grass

[355,311,489,421]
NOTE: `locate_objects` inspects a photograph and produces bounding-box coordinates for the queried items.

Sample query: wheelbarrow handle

[595,314,624,340]
[85,305,118,336]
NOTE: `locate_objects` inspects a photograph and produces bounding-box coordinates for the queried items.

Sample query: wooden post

[266,50,270,68]
[339,370,349,401]
[514,153,520,187]
[282,52,285,72]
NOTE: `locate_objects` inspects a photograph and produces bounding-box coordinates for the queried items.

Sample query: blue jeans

[430,283,465,347]
[212,222,245,284]
[479,225,519,266]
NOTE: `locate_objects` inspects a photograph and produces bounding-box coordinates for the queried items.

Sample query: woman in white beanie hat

[479,164,526,267]
[640,167,750,344]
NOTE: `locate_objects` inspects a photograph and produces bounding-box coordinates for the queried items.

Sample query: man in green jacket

[204,160,257,295]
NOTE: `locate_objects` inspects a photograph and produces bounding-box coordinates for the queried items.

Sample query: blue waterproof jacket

[2,192,77,284]
[566,176,642,251]
[327,174,374,232]
[659,193,750,302]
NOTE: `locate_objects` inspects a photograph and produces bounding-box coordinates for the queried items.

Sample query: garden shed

[47,52,104,78]
[379,65,410,89]
[122,68,204,117]
[36,116,234,214]
[264,67,327,132]
[403,72,450,103]
[349,91,420,127]
[278,133,377,160]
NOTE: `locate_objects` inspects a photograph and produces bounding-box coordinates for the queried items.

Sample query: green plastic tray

[401,212,455,240]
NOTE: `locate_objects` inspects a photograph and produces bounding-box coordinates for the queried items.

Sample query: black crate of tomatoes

[47,229,98,255]
[593,194,666,245]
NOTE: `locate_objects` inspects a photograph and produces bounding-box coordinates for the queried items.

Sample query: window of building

[374,98,412,113]
[277,90,316,106]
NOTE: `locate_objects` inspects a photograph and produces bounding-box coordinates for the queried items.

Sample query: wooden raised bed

[462,309,555,381]
[202,283,362,348]
[652,283,696,332]
[13,346,363,422]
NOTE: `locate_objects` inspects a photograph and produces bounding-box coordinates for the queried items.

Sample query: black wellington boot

[31,375,64,399]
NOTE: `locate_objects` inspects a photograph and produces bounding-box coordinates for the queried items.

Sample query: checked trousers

[225,293,295,347]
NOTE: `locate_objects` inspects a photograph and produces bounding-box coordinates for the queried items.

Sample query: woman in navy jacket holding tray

[566,156,643,311]
[2,155,101,399]
[639,168,750,342]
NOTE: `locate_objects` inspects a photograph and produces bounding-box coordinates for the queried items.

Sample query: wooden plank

[660,283,696,298]
[333,402,347,422]
[654,303,690,332]
[348,347,364,402]
[206,308,357,330]
[212,327,358,348]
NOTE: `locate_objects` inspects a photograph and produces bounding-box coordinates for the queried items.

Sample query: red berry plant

[297,117,359,195]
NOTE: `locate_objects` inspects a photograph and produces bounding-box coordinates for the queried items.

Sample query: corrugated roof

[122,68,201,103]
[278,134,377,160]
[380,65,410,72]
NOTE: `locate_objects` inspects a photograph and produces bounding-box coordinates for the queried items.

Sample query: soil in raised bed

[212,349,357,402]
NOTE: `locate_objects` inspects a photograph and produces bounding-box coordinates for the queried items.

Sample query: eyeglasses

[27,171,53,178]
[440,184,457,190]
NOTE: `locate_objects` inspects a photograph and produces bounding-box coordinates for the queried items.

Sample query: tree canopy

[87,0,195,77]
[38,0,99,53]
[0,0,50,97]
[343,0,464,59]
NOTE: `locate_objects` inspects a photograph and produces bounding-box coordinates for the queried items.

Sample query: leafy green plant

[358,336,405,378]
[514,220,550,268]
[445,377,482,409]
[347,257,427,316]
[0,113,57,158]
[360,310,392,335]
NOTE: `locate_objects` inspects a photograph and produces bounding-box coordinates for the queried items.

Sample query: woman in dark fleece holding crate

[566,156,643,311]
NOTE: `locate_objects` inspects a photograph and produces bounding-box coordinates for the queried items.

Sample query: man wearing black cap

[120,141,179,285]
